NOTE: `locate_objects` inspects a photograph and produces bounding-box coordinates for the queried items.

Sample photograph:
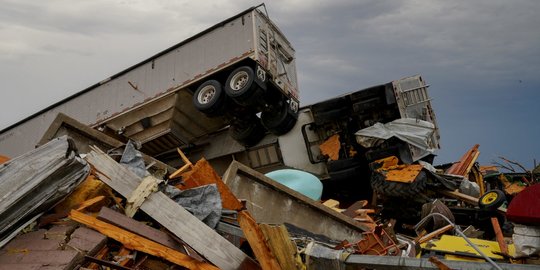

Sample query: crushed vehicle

[185,74,440,204]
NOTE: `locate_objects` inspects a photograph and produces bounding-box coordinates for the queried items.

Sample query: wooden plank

[438,190,479,206]
[491,217,509,255]
[169,148,194,179]
[323,199,341,211]
[40,195,107,226]
[342,200,369,218]
[70,210,217,270]
[77,196,106,211]
[175,156,278,269]
[237,211,282,270]
[85,147,258,270]
[418,224,454,244]
[97,207,185,253]
[223,161,369,241]
[428,256,452,270]
[260,224,302,270]
[445,144,479,176]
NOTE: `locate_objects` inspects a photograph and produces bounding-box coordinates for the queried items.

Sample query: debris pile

[0,112,539,270]
[0,3,537,269]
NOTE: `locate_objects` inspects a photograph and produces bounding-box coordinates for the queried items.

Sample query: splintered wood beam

[418,225,454,244]
[260,224,302,270]
[169,148,194,179]
[85,147,257,270]
[237,210,281,270]
[97,207,186,253]
[428,256,452,270]
[40,195,107,226]
[438,190,478,206]
[491,217,509,256]
[76,196,106,211]
[446,144,480,176]
[70,210,218,270]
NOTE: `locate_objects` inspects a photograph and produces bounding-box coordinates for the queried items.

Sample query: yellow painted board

[420,235,515,261]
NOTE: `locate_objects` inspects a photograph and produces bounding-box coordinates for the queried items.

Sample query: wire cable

[415,212,503,270]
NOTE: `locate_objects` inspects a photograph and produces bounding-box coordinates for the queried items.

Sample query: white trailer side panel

[0,10,258,157]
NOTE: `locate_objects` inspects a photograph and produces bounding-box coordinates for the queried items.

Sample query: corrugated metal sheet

[393,75,440,149]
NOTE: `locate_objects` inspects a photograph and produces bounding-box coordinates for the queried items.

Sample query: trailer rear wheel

[230,116,266,147]
[193,80,228,116]
[225,66,263,106]
[261,102,298,135]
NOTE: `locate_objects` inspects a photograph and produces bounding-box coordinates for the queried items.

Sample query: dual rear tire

[193,65,298,146]
[192,80,228,116]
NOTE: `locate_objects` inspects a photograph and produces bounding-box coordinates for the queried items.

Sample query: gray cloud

[1,0,539,168]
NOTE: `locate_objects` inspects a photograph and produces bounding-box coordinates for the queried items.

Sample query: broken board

[85,147,258,270]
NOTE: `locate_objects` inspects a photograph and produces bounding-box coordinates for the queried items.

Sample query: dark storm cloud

[267,0,540,166]
[0,0,538,168]
[268,1,540,100]
[0,1,177,35]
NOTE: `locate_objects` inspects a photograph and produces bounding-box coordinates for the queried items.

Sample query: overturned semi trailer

[0,4,298,158]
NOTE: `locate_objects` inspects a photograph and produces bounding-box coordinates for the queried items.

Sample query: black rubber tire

[371,170,428,198]
[225,66,264,106]
[261,103,298,135]
[327,157,362,172]
[329,165,364,182]
[193,80,227,116]
[230,117,266,147]
[478,189,506,210]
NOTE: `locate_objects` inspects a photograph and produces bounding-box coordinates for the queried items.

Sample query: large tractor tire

[371,170,428,199]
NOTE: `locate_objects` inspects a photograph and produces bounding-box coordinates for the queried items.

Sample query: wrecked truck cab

[301,75,440,201]
[184,75,440,204]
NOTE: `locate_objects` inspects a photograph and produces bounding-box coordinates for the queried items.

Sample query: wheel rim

[229,71,249,92]
[197,85,216,104]
[481,192,498,204]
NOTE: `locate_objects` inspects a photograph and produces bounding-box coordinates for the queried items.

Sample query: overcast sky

[1,0,539,169]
